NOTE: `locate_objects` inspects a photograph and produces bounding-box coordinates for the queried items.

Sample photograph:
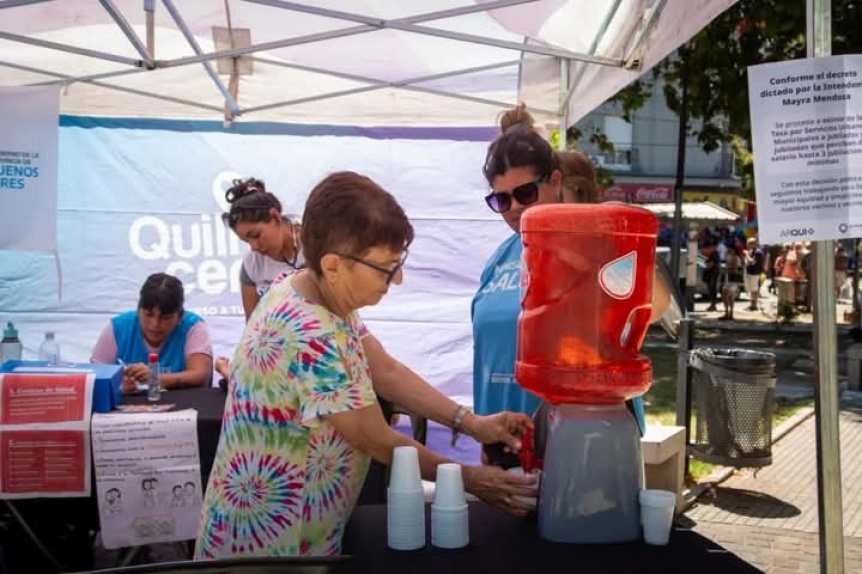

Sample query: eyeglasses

[338,249,410,285]
[484,175,549,213]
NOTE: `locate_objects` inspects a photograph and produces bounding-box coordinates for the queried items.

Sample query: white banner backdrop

[0,86,59,252]
[0,118,509,405]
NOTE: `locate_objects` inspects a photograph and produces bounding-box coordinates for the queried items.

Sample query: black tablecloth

[342,502,764,574]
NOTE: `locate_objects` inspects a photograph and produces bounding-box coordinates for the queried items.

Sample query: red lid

[148,353,158,363]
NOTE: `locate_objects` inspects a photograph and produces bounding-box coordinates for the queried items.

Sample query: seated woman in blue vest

[91,273,213,393]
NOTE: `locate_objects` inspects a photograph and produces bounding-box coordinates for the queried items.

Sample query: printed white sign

[747,54,862,242]
[91,409,202,549]
[0,86,59,252]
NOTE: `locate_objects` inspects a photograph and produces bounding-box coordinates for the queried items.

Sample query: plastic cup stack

[639,489,677,546]
[387,446,426,551]
[431,463,469,549]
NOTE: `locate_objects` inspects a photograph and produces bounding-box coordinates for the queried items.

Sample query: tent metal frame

[0,0,640,121]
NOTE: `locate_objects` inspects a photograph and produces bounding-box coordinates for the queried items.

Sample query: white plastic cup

[505,467,541,511]
[433,463,467,508]
[639,489,677,545]
[431,505,469,549]
[389,446,423,492]
[387,488,426,551]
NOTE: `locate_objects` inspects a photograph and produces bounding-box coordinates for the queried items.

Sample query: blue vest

[471,234,645,434]
[111,311,202,373]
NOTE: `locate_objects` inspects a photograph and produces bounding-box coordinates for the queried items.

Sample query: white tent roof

[0,0,737,126]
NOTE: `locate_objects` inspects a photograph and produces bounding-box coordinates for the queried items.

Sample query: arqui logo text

[779,227,815,238]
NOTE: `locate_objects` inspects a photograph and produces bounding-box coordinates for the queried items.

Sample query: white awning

[642,201,740,223]
[0,0,738,126]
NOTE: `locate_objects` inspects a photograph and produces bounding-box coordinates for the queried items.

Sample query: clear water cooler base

[538,403,643,543]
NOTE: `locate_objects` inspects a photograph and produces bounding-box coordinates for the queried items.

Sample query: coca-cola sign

[600,184,674,203]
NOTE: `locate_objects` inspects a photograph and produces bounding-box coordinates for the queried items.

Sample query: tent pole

[557,58,569,152]
[99,0,153,65]
[807,1,843,573]
[0,30,144,67]
[161,0,241,117]
[670,46,689,312]
[145,0,155,58]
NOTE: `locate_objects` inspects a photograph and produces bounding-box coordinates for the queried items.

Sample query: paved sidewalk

[683,407,862,573]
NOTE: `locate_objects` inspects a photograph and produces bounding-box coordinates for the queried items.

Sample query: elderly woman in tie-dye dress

[194,172,538,558]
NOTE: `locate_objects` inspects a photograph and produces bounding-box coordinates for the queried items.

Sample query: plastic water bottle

[147,353,161,402]
[38,331,60,365]
[1,322,23,363]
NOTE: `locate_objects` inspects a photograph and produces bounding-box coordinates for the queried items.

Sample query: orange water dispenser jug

[515,203,658,405]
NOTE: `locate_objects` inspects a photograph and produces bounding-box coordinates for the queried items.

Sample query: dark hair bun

[225,177,267,204]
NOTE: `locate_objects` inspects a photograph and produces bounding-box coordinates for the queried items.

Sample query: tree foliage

[615,0,861,198]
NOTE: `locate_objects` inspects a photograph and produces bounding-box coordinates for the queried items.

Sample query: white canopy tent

[0,0,738,128]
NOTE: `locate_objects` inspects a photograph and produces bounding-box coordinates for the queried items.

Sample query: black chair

[72,556,353,574]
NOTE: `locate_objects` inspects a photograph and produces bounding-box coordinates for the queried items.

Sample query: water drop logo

[599,251,636,300]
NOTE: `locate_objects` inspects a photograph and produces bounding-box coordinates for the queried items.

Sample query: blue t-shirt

[471,233,646,434]
[112,310,202,374]
[472,234,539,417]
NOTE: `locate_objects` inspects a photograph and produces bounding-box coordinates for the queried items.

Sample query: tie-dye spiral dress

[194,274,377,558]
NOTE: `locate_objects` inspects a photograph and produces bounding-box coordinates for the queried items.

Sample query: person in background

[472,104,669,458]
[91,273,213,393]
[215,178,304,380]
[702,240,721,312]
[222,178,305,320]
[744,237,764,311]
[781,242,803,279]
[721,245,744,320]
[835,244,850,298]
[195,172,537,559]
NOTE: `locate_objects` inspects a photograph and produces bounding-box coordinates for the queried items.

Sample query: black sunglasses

[484,175,549,213]
[338,249,410,285]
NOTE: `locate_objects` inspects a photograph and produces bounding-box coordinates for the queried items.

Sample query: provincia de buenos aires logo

[126,171,247,314]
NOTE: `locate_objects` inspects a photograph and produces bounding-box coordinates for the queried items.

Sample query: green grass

[640,346,814,482]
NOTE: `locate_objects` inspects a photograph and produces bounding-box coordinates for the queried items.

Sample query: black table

[342,502,764,574]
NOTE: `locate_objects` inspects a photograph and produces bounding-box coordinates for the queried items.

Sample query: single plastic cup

[639,489,677,545]
[505,467,541,511]
[389,446,422,492]
[431,505,469,549]
[433,463,467,508]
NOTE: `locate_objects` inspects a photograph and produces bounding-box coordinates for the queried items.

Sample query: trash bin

[689,348,776,468]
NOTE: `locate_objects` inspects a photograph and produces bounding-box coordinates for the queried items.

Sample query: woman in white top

[222,177,306,320]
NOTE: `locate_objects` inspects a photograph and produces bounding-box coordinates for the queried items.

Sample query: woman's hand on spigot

[461,411,533,452]
[461,464,538,517]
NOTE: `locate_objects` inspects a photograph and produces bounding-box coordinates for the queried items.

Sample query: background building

[573,79,744,213]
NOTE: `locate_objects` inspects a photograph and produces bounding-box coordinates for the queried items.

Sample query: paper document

[0,372,94,498]
[91,409,202,549]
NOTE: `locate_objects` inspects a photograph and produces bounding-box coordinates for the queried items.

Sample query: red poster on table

[0,372,94,498]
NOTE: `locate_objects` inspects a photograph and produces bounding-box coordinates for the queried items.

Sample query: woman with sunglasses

[196,172,537,559]
[473,106,670,459]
